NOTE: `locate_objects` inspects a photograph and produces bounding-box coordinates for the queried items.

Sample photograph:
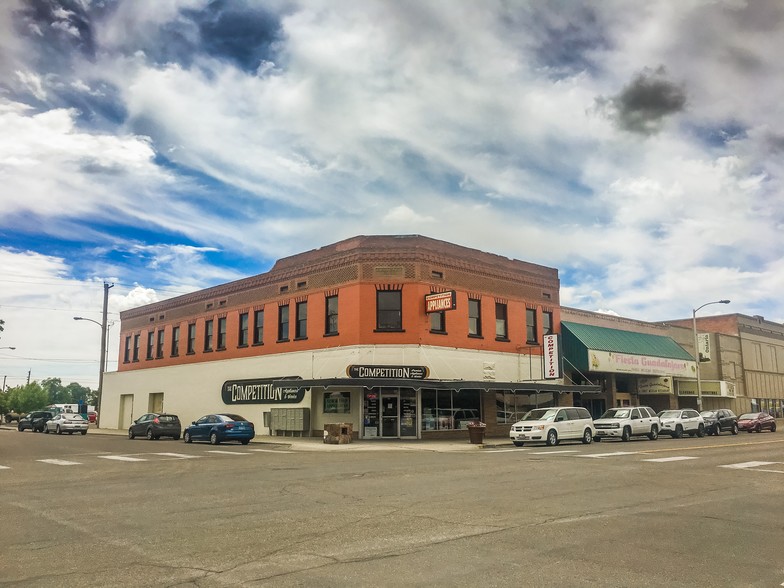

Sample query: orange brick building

[102,235,597,439]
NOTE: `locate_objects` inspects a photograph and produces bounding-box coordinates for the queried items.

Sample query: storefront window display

[495,391,557,424]
[324,391,350,414]
[421,388,481,431]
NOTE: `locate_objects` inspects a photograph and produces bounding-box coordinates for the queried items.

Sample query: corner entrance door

[381,394,399,437]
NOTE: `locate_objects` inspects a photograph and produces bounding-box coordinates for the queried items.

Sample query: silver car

[44,413,89,435]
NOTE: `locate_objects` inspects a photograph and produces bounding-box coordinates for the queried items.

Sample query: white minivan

[509,407,595,447]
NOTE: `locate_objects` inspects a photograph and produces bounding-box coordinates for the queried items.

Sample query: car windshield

[599,408,630,419]
[68,414,86,420]
[700,411,717,418]
[522,408,558,422]
[222,414,247,422]
[659,410,681,418]
[738,413,759,420]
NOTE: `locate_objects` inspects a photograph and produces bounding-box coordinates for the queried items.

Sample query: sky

[1,0,783,391]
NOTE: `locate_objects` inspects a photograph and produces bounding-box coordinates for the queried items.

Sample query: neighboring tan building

[667,313,784,418]
[101,235,597,439]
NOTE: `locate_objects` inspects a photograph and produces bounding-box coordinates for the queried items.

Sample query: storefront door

[381,393,398,437]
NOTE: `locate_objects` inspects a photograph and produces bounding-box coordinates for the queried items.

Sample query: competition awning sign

[222,377,305,404]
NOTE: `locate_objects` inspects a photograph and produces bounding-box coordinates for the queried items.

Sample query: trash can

[467,421,486,444]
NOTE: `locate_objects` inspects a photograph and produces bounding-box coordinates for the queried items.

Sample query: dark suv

[17,411,54,433]
[700,409,739,435]
[128,413,182,440]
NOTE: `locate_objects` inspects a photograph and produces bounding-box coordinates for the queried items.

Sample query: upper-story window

[204,319,214,352]
[133,334,140,362]
[123,336,131,363]
[238,312,249,347]
[171,326,180,357]
[295,301,307,339]
[217,317,227,350]
[146,331,155,360]
[495,302,508,341]
[429,310,446,334]
[468,298,482,337]
[187,323,196,354]
[278,304,290,341]
[253,309,264,345]
[325,295,338,335]
[542,310,553,337]
[377,290,402,331]
[526,308,538,344]
[156,329,165,359]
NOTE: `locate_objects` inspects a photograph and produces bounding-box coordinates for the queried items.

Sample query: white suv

[509,407,595,447]
[658,409,705,438]
[593,406,660,442]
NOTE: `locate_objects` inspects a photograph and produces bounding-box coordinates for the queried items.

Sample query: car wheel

[44,425,50,434]
[209,432,219,445]
[545,429,558,447]
[17,424,23,432]
[621,427,631,442]
[146,428,154,440]
[714,426,720,436]
[582,428,592,444]
[697,424,705,438]
[173,435,180,441]
[80,430,87,435]
[674,425,683,439]
[648,426,658,441]
[512,441,525,447]
[755,424,761,433]
[183,431,192,443]
[241,439,250,445]
[56,425,62,435]
[128,428,135,440]
[731,423,739,435]
[771,423,777,433]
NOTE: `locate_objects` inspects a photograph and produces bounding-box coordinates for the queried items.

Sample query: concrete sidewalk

[2,422,508,451]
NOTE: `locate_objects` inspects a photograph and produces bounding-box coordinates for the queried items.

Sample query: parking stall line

[98,455,148,462]
[37,459,82,466]
[719,461,780,470]
[152,452,201,459]
[0,465,9,470]
[642,456,699,463]
[580,451,639,459]
[207,450,252,455]
[248,449,295,454]
[529,450,579,455]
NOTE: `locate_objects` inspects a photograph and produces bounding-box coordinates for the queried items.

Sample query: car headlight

[532,424,545,431]
[610,423,620,429]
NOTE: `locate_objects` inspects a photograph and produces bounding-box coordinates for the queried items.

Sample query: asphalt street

[1,426,783,587]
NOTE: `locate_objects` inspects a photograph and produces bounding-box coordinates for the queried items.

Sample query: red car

[737,412,777,433]
[87,411,98,424]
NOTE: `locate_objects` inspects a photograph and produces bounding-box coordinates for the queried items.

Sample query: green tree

[41,377,70,404]
[65,382,95,406]
[7,382,48,413]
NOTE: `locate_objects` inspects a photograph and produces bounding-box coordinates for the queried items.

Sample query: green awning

[562,321,694,374]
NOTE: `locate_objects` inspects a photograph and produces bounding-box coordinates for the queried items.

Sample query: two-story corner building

[101,235,598,439]
[667,313,784,418]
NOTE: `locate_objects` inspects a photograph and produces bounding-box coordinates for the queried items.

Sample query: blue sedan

[183,413,255,445]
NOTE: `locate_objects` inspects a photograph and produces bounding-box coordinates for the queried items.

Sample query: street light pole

[74,281,114,428]
[692,299,731,411]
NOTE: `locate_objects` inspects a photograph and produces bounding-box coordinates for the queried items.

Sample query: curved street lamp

[0,346,16,350]
[692,299,731,410]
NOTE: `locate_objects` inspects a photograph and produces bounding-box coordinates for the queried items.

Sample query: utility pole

[27,370,30,385]
[97,282,114,428]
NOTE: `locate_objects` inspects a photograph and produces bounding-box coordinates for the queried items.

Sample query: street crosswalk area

[0,448,294,470]
[484,448,784,474]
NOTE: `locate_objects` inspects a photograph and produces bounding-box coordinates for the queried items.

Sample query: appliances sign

[425,291,456,313]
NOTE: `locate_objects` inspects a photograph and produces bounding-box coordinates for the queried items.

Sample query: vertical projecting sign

[543,334,561,379]
[697,333,711,362]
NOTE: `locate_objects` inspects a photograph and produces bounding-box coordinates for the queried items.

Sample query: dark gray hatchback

[128,413,182,440]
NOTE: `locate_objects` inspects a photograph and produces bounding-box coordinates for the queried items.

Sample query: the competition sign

[543,334,561,379]
[347,365,430,379]
[425,291,457,313]
[221,376,305,404]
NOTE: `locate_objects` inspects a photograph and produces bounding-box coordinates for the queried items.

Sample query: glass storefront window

[324,392,350,413]
[421,388,481,431]
[496,390,557,423]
